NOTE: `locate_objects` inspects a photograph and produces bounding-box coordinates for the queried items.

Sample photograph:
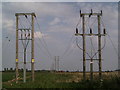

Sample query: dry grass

[55,71,119,83]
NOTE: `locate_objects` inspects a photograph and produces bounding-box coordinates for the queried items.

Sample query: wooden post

[82,15,86,80]
[15,14,19,83]
[98,15,102,80]
[31,14,35,82]
[90,59,93,81]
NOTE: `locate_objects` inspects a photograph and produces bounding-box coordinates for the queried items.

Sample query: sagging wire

[76,37,91,58]
[34,17,53,59]
[34,32,53,60]
[61,35,75,59]
[90,36,97,59]
[76,16,81,28]
[25,15,53,60]
[61,36,77,59]
[76,36,106,60]
[61,14,82,59]
[101,17,118,56]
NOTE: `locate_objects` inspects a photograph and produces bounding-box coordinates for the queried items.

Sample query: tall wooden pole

[82,15,86,80]
[90,59,93,81]
[90,37,93,81]
[23,49,26,83]
[98,15,102,80]
[31,14,35,82]
[15,15,19,83]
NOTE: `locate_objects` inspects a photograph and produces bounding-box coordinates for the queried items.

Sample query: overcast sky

[2,2,118,71]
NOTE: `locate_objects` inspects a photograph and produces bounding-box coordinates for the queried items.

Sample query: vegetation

[2,71,120,89]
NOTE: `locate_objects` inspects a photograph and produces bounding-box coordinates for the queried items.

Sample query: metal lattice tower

[15,13,36,83]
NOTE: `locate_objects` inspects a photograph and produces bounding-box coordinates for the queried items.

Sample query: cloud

[49,17,61,25]
[3,19,14,30]
[34,31,43,38]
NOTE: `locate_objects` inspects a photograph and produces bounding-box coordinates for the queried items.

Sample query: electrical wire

[34,37,52,59]
[34,17,53,59]
[62,37,77,58]
[101,16,118,56]
[61,35,75,58]
[76,37,91,58]
[25,16,53,60]
[34,32,53,59]
[90,36,97,59]
[107,34,118,55]
[76,16,81,28]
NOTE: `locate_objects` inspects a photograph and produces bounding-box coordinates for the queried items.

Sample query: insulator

[25,33,26,37]
[80,10,82,17]
[28,33,30,37]
[89,14,91,17]
[101,10,102,16]
[89,13,92,17]
[21,30,23,38]
[25,15,27,18]
[89,9,93,17]
[21,33,22,37]
[90,28,92,34]
[80,10,81,14]
[103,28,106,34]
[76,28,79,34]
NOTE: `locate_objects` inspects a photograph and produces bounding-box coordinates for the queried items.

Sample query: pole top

[80,10,102,17]
[15,13,36,17]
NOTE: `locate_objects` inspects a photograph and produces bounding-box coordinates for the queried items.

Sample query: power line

[107,34,118,55]
[61,35,75,58]
[34,17,53,59]
[35,39,52,59]
[64,37,77,57]
[101,16,118,56]
[24,16,53,60]
[34,32,53,59]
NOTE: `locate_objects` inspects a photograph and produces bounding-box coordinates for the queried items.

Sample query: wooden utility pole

[82,15,86,80]
[15,13,36,83]
[98,15,102,80]
[75,10,105,81]
[15,14,19,83]
[31,13,35,82]
[90,36,93,81]
[90,59,93,81]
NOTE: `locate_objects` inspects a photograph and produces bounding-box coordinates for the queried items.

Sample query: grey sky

[2,2,118,71]
[1,0,120,2]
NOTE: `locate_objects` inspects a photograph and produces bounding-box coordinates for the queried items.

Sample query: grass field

[2,71,120,88]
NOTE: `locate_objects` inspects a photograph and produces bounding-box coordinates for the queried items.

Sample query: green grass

[2,71,120,89]
[2,72,16,82]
